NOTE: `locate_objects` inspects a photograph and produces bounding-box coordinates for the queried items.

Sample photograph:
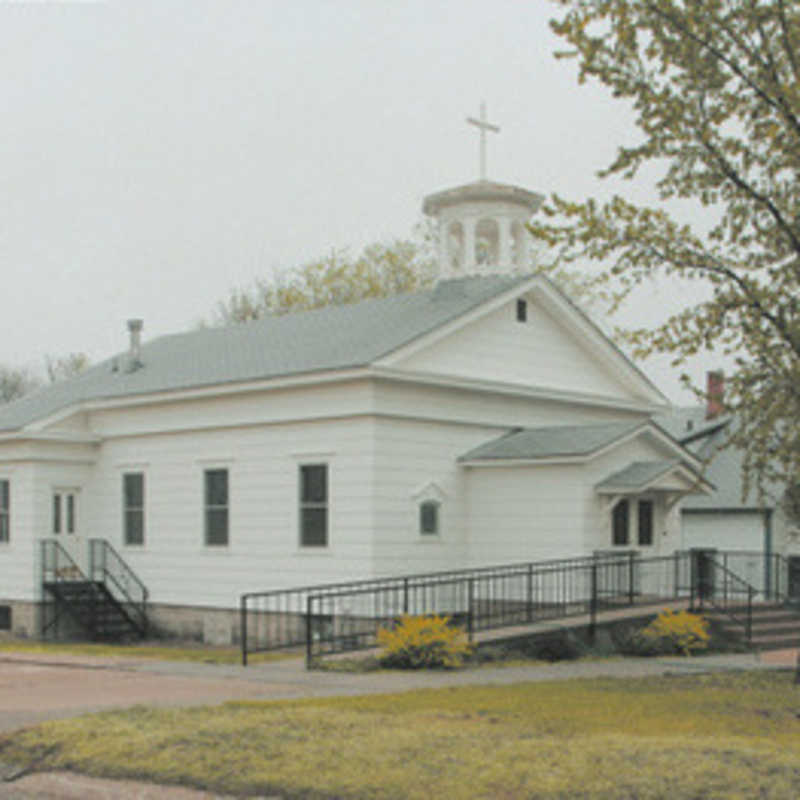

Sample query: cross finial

[466,101,500,181]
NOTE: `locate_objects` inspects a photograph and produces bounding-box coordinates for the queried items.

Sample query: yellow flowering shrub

[377,614,472,669]
[639,609,710,656]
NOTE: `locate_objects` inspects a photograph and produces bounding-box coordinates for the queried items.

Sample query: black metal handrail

[41,538,89,584]
[239,551,664,664]
[89,538,149,635]
[303,552,692,665]
[40,539,94,637]
[693,553,756,643]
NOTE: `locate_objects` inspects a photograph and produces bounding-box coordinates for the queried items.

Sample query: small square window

[516,299,527,322]
[419,501,439,535]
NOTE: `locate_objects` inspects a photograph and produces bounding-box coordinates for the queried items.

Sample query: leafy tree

[534,0,800,493]
[213,239,437,325]
[45,352,89,384]
[0,367,40,404]
[0,352,89,405]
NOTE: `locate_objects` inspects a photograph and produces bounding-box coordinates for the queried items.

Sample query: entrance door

[788,556,800,604]
[51,489,85,577]
[691,548,717,602]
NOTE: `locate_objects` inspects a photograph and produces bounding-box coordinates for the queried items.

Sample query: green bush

[377,614,472,669]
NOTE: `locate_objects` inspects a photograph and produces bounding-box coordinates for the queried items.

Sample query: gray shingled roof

[458,421,644,462]
[658,409,782,510]
[596,460,681,491]
[0,275,533,432]
[654,406,729,445]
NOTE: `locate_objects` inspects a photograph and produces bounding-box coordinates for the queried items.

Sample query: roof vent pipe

[127,318,143,372]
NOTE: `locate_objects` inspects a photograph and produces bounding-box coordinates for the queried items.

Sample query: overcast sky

[0,0,725,403]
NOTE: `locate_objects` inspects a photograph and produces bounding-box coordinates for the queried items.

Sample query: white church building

[0,121,718,643]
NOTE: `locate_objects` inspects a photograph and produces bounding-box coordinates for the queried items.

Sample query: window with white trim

[204,468,229,546]
[638,500,654,546]
[123,473,145,546]
[0,480,8,543]
[419,500,440,536]
[612,499,629,546]
[52,490,77,535]
[413,482,445,539]
[299,464,328,547]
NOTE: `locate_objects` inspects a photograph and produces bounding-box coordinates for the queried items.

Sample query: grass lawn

[2,671,799,799]
[0,639,293,665]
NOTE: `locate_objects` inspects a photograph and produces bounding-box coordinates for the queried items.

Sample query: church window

[516,299,527,322]
[123,473,145,546]
[638,500,653,546]
[612,500,629,546]
[0,480,8,543]
[300,464,328,547]
[204,469,229,546]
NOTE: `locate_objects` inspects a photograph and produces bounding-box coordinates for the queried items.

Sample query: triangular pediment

[378,277,667,409]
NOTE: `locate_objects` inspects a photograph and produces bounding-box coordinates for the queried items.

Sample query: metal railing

[40,539,94,638]
[239,553,645,664]
[89,538,149,636]
[692,553,756,643]
[240,551,700,665]
[240,548,799,667]
[303,553,694,665]
[41,538,88,585]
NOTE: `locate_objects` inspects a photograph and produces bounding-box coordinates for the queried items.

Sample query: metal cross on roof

[466,101,500,181]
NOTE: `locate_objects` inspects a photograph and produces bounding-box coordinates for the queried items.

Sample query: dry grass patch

[2,671,800,798]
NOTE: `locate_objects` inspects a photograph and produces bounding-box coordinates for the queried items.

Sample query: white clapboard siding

[0,464,37,601]
[681,512,767,553]
[395,298,639,402]
[86,416,377,609]
[369,416,503,577]
[465,464,586,566]
[371,379,648,430]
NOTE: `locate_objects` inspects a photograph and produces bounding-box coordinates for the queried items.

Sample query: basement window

[516,299,527,322]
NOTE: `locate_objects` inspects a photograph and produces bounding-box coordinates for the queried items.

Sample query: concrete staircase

[707,603,800,652]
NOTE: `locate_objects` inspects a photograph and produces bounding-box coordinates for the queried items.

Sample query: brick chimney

[706,370,725,419]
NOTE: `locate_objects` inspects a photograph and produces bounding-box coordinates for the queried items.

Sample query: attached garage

[681,509,771,591]
[681,510,769,554]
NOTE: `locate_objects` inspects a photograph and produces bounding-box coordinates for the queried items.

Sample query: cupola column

[498,217,512,266]
[463,218,477,270]
[437,222,449,275]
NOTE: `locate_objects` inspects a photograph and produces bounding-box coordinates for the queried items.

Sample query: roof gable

[378,276,668,409]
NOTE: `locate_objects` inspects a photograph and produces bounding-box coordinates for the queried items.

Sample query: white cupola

[423,103,544,278]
